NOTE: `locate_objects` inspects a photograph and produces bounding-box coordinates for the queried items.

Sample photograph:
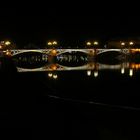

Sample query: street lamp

[129,41,134,45]
[86,42,92,46]
[93,41,99,45]
[121,42,125,46]
[52,41,57,45]
[48,42,53,46]
[5,41,11,46]
[47,41,58,48]
[86,41,99,47]
[0,40,13,50]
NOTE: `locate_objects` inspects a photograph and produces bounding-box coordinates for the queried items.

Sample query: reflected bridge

[17,62,130,72]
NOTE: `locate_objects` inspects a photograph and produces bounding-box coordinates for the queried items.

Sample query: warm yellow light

[0,45,2,49]
[51,64,57,70]
[87,42,91,46]
[51,49,57,55]
[5,51,11,56]
[121,42,125,46]
[94,71,98,77]
[48,42,52,46]
[53,41,57,45]
[5,41,11,45]
[129,42,134,45]
[87,70,91,76]
[129,69,133,77]
[53,74,58,79]
[48,73,53,77]
[93,41,98,45]
[131,63,140,69]
[121,68,125,74]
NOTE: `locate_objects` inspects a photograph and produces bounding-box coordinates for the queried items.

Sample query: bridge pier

[87,55,95,62]
[47,55,56,64]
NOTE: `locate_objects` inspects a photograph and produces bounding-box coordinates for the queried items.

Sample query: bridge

[17,62,130,72]
[5,48,130,56]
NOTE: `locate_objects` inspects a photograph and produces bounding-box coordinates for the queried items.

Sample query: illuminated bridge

[17,62,130,72]
[6,48,130,56]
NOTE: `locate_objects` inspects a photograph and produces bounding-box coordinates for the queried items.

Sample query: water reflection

[87,70,91,76]
[94,71,98,77]
[129,69,133,77]
[121,68,125,74]
[48,72,58,79]
[86,70,98,77]
[16,62,139,73]
[1,52,140,110]
[11,53,140,79]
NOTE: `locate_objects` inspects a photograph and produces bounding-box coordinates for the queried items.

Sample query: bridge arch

[10,49,50,56]
[97,49,129,55]
[56,49,95,56]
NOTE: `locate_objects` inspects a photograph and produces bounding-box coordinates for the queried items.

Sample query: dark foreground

[0,56,140,139]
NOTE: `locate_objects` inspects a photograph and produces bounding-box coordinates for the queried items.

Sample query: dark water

[1,54,140,139]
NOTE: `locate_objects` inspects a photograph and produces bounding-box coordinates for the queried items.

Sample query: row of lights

[48,73,58,79]
[47,41,99,47]
[0,40,11,49]
[121,68,133,77]
[87,69,134,77]
[47,41,135,47]
[47,41,58,46]
[121,41,134,46]
[48,69,134,79]
[0,40,136,49]
[87,68,134,77]
[86,41,99,46]
[87,70,98,77]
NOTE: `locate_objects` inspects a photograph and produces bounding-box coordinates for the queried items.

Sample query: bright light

[121,42,125,46]
[5,41,11,46]
[51,64,57,70]
[53,74,58,79]
[87,70,91,76]
[121,68,125,74]
[129,69,133,77]
[0,45,2,49]
[93,41,98,45]
[5,51,11,56]
[53,41,57,45]
[48,42,52,46]
[51,49,57,55]
[131,63,140,69]
[129,42,134,45]
[87,42,91,46]
[48,73,53,77]
[94,71,98,77]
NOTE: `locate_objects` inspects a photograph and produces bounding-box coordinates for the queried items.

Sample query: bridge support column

[88,55,94,62]
[88,49,96,62]
[47,55,56,64]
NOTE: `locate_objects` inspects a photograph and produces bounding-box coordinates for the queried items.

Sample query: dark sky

[0,4,140,46]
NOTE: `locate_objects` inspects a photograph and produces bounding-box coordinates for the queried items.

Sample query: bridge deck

[6,48,131,56]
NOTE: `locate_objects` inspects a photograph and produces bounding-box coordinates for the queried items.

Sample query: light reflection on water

[11,52,140,83]
[2,53,140,108]
[15,58,140,78]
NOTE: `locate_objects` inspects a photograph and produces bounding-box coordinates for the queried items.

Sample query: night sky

[0,4,139,46]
